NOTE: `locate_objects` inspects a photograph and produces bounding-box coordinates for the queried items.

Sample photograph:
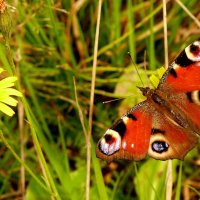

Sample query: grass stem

[87,0,103,199]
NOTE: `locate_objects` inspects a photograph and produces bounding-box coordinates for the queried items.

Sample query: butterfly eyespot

[98,129,121,156]
[185,41,200,62]
[148,134,174,160]
[151,141,169,153]
[190,43,199,53]
[104,134,113,143]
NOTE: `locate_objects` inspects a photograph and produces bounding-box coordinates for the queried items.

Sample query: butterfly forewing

[96,101,153,162]
[158,40,200,134]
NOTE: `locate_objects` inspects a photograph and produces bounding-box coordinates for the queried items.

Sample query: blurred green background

[0,0,199,199]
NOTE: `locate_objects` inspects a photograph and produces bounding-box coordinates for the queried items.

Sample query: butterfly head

[137,86,152,97]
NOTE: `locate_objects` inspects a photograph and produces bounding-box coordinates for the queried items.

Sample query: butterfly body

[96,40,200,162]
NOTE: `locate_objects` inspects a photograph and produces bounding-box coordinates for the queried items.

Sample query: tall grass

[0,0,199,200]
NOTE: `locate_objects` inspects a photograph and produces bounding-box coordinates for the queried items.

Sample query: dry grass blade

[166,160,173,200]
[162,0,173,199]
[87,0,103,199]
[73,77,87,140]
[175,0,200,28]
[36,149,55,200]
[163,0,169,69]
[18,101,25,200]
[0,191,22,200]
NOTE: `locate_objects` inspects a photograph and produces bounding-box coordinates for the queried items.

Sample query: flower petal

[0,88,22,97]
[0,102,15,116]
[0,96,18,106]
[0,77,18,89]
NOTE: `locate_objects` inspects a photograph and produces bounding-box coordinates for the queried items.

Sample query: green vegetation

[0,0,199,199]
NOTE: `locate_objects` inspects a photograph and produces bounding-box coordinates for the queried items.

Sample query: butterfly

[96,40,200,162]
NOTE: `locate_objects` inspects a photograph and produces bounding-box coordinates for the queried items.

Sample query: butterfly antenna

[103,94,136,104]
[143,50,150,87]
[127,52,144,87]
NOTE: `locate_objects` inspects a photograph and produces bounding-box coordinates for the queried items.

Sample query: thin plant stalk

[16,50,25,200]
[18,101,25,200]
[87,0,103,200]
[163,0,169,69]
[73,78,87,141]
[166,160,173,200]
[175,0,200,28]
[162,0,173,199]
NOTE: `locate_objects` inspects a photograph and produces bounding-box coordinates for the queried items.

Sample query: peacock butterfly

[96,40,200,162]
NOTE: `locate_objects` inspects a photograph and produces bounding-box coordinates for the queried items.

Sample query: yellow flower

[0,68,22,116]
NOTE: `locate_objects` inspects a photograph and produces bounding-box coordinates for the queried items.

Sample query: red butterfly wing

[96,100,198,162]
[158,40,200,92]
[147,110,198,160]
[96,101,153,162]
[158,40,200,132]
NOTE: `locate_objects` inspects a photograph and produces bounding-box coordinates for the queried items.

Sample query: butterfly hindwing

[148,109,198,160]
